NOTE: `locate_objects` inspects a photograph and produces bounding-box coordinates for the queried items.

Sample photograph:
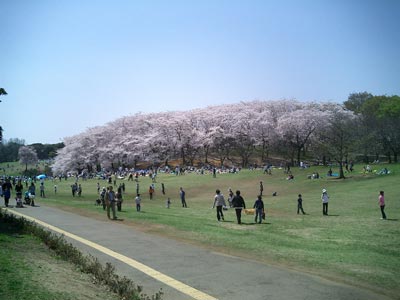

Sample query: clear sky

[1,0,399,145]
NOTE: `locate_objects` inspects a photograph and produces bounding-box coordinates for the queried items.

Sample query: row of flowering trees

[52,100,358,177]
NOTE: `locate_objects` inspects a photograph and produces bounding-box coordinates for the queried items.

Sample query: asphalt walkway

[2,200,389,300]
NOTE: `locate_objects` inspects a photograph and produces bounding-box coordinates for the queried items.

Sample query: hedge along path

[8,209,218,300]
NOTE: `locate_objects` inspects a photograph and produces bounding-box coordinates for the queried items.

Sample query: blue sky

[1,0,399,144]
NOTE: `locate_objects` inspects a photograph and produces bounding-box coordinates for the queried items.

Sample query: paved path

[2,201,389,300]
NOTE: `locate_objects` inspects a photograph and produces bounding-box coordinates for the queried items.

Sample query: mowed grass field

[2,162,400,298]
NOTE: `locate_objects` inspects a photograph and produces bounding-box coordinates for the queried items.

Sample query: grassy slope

[0,218,120,300]
[2,162,400,298]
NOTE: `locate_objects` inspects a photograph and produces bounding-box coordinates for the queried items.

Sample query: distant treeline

[0,139,64,163]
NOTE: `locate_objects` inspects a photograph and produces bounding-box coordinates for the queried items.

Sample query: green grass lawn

[2,162,400,298]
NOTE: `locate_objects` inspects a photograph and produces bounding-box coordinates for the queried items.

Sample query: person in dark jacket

[253,195,264,223]
[231,190,246,224]
[2,179,12,207]
[297,194,306,215]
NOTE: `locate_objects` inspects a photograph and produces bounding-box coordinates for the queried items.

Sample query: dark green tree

[343,92,373,114]
[0,88,7,143]
[361,95,400,162]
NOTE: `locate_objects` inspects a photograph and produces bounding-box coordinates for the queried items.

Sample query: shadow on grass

[240,222,271,225]
[386,218,398,221]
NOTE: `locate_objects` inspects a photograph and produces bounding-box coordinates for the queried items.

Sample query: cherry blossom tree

[276,106,328,166]
[52,99,362,173]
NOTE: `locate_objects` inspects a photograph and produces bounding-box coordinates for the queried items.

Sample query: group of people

[210,186,388,224]
[212,189,264,224]
[0,178,38,207]
[99,184,128,219]
[95,180,388,224]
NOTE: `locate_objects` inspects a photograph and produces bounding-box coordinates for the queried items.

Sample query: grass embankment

[0,210,163,300]
[2,162,400,299]
[0,213,120,300]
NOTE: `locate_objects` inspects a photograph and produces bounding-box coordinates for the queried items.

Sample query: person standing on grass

[149,185,154,200]
[378,191,387,219]
[108,186,117,220]
[297,194,306,215]
[78,184,82,197]
[227,188,234,207]
[105,187,110,218]
[212,189,226,221]
[259,181,264,196]
[180,187,187,207]
[253,195,264,224]
[40,182,45,198]
[162,183,165,195]
[135,194,141,212]
[232,190,246,224]
[321,189,329,215]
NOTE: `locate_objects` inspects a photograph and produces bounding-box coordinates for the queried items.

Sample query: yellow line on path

[9,209,218,300]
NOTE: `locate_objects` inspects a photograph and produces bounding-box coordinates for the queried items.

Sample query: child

[297,194,306,215]
[135,194,141,212]
[166,197,171,208]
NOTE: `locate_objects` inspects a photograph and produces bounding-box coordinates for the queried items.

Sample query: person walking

[227,188,234,207]
[28,182,36,206]
[321,189,329,215]
[297,194,306,215]
[212,189,226,221]
[253,195,264,224]
[232,190,246,224]
[2,179,12,207]
[15,180,24,207]
[378,191,387,219]
[135,193,141,212]
[180,187,187,207]
[259,181,264,196]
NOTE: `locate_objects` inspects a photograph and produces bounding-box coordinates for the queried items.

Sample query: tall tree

[0,88,7,143]
[318,106,358,179]
[361,95,400,162]
[343,92,373,114]
[18,146,38,172]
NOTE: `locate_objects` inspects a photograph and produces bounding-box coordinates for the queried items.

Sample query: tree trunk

[338,161,345,179]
